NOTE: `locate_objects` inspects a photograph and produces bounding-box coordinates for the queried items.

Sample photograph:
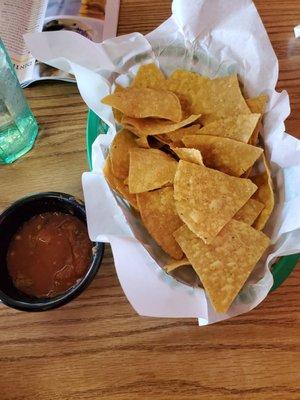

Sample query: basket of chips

[25,0,300,323]
[85,63,299,316]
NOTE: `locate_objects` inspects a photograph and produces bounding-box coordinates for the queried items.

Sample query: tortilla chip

[246,95,268,145]
[182,135,263,177]
[112,85,125,123]
[132,63,166,89]
[201,75,251,124]
[174,161,257,243]
[198,114,260,143]
[137,187,183,259]
[128,148,177,193]
[109,129,138,179]
[166,71,250,122]
[122,114,201,137]
[246,95,268,114]
[102,87,182,122]
[165,124,201,144]
[174,221,270,313]
[234,198,264,225]
[166,70,209,114]
[171,147,203,165]
[164,257,190,272]
[135,136,150,148]
[103,156,138,210]
[252,155,274,230]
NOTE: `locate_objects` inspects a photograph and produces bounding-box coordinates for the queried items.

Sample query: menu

[0,0,120,86]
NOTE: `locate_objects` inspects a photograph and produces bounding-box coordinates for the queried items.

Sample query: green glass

[0,39,38,164]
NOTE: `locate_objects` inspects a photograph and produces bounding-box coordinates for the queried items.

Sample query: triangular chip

[122,114,201,137]
[252,155,274,230]
[174,221,270,313]
[199,114,260,143]
[182,135,263,177]
[102,87,182,122]
[109,129,138,179]
[137,187,183,259]
[103,156,138,210]
[171,147,203,165]
[174,161,257,243]
[166,70,209,115]
[166,72,250,122]
[128,148,177,193]
[200,75,251,124]
[246,95,268,114]
[132,63,166,89]
[234,198,264,225]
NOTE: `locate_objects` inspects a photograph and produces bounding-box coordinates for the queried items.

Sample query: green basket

[86,109,299,291]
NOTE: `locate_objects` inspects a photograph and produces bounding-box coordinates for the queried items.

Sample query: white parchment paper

[25,0,300,324]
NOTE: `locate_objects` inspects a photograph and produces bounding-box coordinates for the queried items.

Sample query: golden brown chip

[166,71,250,122]
[234,198,264,225]
[174,221,270,313]
[252,155,274,230]
[131,63,166,89]
[122,114,201,137]
[200,75,251,123]
[112,84,125,123]
[166,69,209,114]
[164,257,190,272]
[109,129,138,179]
[174,161,257,243]
[137,187,183,259]
[165,124,201,144]
[128,148,177,193]
[102,87,182,122]
[103,156,138,210]
[135,136,150,148]
[182,135,263,177]
[246,95,268,114]
[199,114,260,143]
[171,147,203,165]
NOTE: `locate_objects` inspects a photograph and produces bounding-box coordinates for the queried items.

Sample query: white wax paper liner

[25,0,300,324]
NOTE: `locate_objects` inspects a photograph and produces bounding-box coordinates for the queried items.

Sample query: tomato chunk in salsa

[7,212,93,298]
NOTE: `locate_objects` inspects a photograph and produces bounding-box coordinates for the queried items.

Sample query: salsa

[7,212,93,298]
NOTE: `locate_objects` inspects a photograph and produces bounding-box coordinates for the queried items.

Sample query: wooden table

[0,1,299,399]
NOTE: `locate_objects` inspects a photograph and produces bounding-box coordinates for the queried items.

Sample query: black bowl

[0,192,104,312]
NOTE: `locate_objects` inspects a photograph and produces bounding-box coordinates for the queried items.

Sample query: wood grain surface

[0,1,299,399]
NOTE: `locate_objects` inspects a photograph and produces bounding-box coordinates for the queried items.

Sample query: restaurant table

[0,1,299,399]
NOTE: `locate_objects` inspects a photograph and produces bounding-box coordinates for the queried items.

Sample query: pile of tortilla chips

[101,64,274,314]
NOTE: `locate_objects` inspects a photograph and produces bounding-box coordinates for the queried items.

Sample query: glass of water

[0,39,38,164]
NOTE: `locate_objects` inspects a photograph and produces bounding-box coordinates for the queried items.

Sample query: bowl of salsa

[0,192,104,311]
